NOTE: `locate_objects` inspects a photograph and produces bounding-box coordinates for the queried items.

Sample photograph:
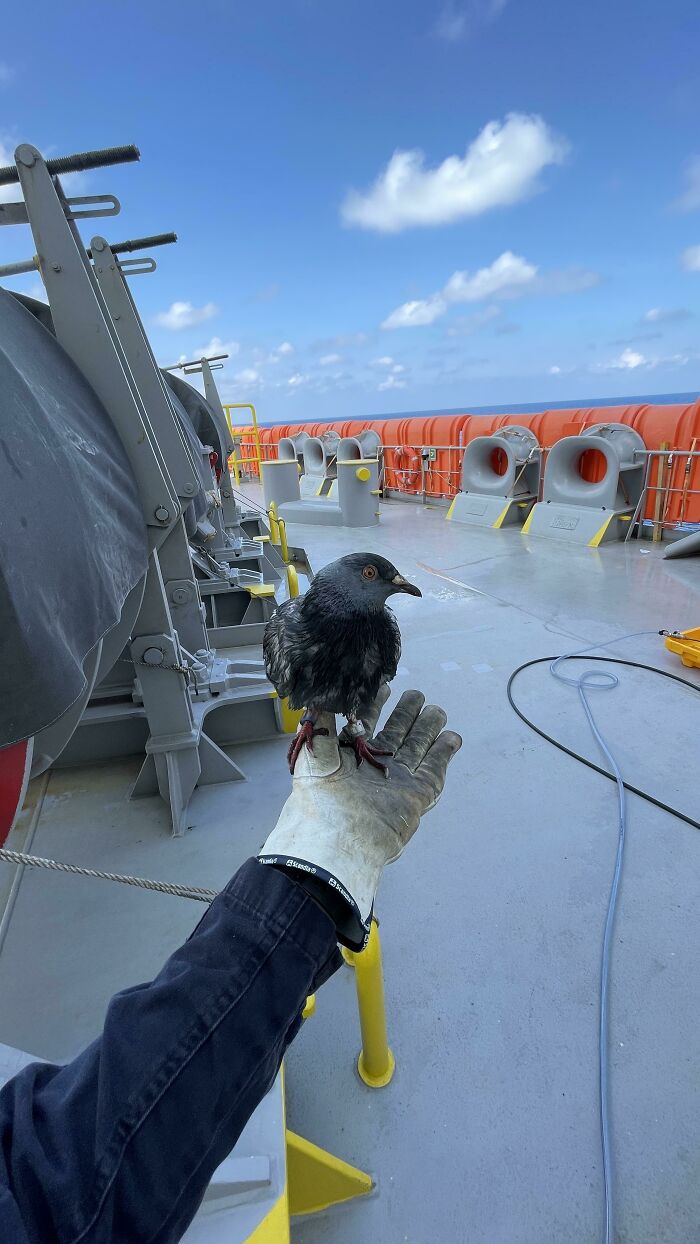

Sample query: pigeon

[263,552,422,773]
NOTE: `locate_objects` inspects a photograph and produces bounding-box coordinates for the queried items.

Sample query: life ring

[393,445,420,488]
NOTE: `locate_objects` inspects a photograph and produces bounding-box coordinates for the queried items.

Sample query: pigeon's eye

[362,564,378,581]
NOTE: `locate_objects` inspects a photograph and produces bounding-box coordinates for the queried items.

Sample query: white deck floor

[1,492,699,1243]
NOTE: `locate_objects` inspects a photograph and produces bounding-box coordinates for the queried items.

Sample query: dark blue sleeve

[0,858,341,1244]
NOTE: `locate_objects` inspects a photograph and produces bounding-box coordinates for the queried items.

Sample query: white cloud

[0,63,14,86]
[673,156,700,212]
[234,367,260,385]
[383,251,536,329]
[382,296,447,329]
[371,356,397,367]
[445,252,537,301]
[681,245,700,272]
[549,365,562,374]
[319,353,342,365]
[267,341,295,364]
[287,372,308,387]
[595,347,695,374]
[191,335,240,359]
[434,0,508,43]
[155,300,218,330]
[608,348,646,370]
[642,307,692,324]
[341,113,568,233]
[383,251,599,330]
[378,373,407,392]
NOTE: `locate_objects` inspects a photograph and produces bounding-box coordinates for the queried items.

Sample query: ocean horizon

[260,390,699,428]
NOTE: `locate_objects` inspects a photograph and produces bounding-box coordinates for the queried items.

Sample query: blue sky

[1,0,700,422]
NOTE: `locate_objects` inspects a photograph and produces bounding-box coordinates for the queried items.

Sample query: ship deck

[1,490,699,1243]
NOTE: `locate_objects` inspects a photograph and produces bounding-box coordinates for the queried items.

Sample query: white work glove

[258,689,462,949]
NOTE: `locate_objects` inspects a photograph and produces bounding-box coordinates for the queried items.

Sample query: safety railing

[222,403,263,482]
[229,435,700,529]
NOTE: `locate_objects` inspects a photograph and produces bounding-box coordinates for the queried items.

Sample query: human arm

[0,690,460,1243]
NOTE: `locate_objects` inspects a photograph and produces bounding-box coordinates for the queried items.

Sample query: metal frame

[0,144,290,834]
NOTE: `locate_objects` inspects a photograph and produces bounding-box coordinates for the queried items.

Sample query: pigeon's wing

[263,598,303,699]
[355,609,402,727]
[380,607,402,683]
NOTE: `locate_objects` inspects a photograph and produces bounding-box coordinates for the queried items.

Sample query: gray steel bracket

[90,236,201,501]
[13,144,179,544]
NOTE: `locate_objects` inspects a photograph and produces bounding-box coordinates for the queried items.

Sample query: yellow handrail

[222,402,262,476]
[286,563,299,598]
[268,502,280,546]
[277,517,289,563]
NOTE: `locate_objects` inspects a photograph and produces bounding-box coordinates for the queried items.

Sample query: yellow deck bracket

[342,921,395,1088]
[520,506,535,534]
[587,512,617,548]
[286,1130,373,1216]
[492,500,514,529]
[302,993,316,1020]
[244,583,276,598]
[274,691,304,734]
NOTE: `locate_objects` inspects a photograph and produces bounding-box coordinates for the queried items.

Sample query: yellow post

[276,693,304,734]
[343,921,395,1088]
[268,502,280,546]
[277,517,289,563]
[286,563,299,599]
[230,445,241,487]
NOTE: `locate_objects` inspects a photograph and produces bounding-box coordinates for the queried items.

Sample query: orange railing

[230,400,700,526]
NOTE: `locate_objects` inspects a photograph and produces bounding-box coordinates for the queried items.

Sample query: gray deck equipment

[0,142,294,835]
[447,425,541,529]
[522,422,646,546]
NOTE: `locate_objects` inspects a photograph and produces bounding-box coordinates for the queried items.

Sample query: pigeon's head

[318,553,422,609]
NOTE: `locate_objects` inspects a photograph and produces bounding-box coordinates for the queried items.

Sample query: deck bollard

[342,920,395,1087]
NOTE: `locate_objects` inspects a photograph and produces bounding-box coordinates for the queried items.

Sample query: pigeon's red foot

[347,734,393,775]
[287,716,329,774]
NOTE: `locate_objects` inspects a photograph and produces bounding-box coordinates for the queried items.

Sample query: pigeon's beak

[391,573,422,598]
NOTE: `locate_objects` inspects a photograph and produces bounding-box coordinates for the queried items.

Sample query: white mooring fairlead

[522,422,646,546]
[447,425,542,529]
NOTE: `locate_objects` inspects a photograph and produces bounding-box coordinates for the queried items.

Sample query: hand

[258,689,462,948]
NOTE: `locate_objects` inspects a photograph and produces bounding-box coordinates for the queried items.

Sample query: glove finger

[393,704,448,772]
[358,682,391,738]
[372,689,425,754]
[414,729,463,804]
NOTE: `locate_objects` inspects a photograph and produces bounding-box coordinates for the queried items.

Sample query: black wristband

[258,855,371,951]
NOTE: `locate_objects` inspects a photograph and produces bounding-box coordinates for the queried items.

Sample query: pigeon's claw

[348,734,393,775]
[287,716,329,774]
